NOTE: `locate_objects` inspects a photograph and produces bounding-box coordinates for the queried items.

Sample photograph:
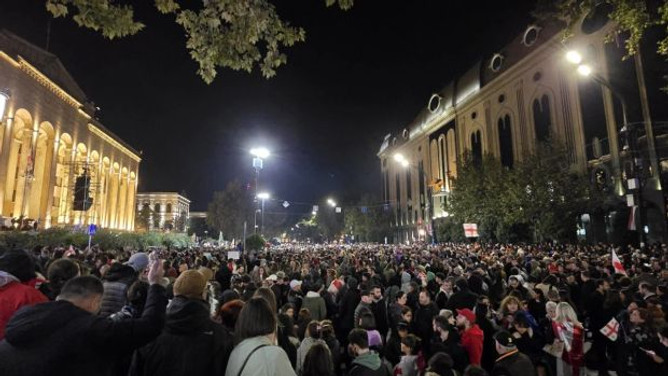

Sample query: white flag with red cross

[600,317,620,341]
[612,249,626,275]
[463,223,478,238]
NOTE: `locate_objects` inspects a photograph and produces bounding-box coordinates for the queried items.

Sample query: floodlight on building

[393,153,405,163]
[565,50,582,65]
[577,64,592,77]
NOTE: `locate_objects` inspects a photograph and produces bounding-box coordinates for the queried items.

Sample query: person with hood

[347,328,390,376]
[456,308,484,367]
[0,256,167,376]
[129,269,233,376]
[0,249,48,340]
[302,282,327,321]
[100,252,149,317]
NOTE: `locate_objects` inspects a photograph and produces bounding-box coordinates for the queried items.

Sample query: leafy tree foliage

[206,179,253,240]
[245,233,266,251]
[448,143,595,242]
[135,204,153,231]
[343,194,393,243]
[174,210,188,232]
[534,1,668,79]
[44,0,353,83]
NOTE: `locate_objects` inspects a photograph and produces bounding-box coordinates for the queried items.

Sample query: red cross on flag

[612,249,626,275]
[600,317,620,341]
[463,223,478,238]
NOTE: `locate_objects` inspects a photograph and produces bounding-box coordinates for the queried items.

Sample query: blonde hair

[555,302,580,326]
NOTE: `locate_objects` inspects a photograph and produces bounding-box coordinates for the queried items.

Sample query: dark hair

[348,328,369,349]
[278,313,296,337]
[463,365,489,376]
[401,305,412,316]
[359,311,376,330]
[427,352,454,375]
[46,258,80,297]
[253,286,277,313]
[235,297,276,343]
[306,320,321,338]
[127,280,149,308]
[302,343,334,376]
[0,249,36,282]
[219,299,245,330]
[59,275,104,300]
[395,290,406,301]
[433,315,450,331]
[320,319,335,338]
[401,334,421,355]
[513,312,530,328]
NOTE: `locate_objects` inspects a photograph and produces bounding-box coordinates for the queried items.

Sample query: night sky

[0,0,536,211]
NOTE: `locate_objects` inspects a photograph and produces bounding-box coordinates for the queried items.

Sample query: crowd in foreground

[0,241,667,376]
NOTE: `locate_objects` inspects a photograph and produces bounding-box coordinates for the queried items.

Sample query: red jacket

[461,324,484,366]
[0,281,48,340]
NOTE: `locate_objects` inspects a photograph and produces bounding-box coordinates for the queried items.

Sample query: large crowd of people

[0,241,667,376]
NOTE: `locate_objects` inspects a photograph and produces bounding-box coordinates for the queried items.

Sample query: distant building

[0,30,140,230]
[378,13,668,244]
[136,192,190,231]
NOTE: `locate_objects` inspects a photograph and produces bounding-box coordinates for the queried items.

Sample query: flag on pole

[627,206,637,230]
[612,248,626,275]
[600,317,620,341]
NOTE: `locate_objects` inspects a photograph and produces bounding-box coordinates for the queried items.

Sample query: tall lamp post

[257,192,270,237]
[565,50,646,244]
[393,153,434,244]
[250,147,270,234]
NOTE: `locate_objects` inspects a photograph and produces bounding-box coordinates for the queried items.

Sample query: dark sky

[1,0,536,211]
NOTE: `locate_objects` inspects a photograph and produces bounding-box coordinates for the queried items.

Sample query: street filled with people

[1,242,667,376]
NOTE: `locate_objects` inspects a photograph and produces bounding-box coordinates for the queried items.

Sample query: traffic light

[73,169,93,211]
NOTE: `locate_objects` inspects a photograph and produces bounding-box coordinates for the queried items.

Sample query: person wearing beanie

[0,249,48,340]
[492,331,537,376]
[130,269,233,376]
[456,308,484,367]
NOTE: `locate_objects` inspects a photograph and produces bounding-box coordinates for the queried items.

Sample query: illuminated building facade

[136,192,190,231]
[0,30,140,230]
[378,14,667,244]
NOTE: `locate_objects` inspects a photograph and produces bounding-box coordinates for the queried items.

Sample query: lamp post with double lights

[250,147,270,234]
[393,153,434,244]
[565,50,646,244]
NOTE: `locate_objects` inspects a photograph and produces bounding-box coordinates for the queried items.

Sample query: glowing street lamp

[565,50,583,65]
[327,198,336,207]
[576,64,592,77]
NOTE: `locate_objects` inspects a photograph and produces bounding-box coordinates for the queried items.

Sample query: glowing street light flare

[250,147,270,159]
[257,192,270,200]
[393,153,405,163]
[577,64,592,77]
[566,50,582,65]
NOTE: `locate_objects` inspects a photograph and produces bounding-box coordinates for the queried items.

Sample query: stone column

[43,136,60,228]
[0,117,14,215]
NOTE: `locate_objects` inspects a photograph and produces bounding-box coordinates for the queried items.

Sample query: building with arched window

[135,192,190,232]
[0,30,140,230]
[378,13,668,244]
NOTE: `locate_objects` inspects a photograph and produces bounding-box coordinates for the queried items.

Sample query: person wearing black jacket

[413,288,439,355]
[129,269,233,376]
[430,316,469,373]
[0,256,167,376]
[492,331,537,376]
[371,285,389,339]
[445,278,479,310]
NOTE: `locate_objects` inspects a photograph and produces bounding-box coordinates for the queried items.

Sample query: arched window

[154,203,161,213]
[498,115,514,168]
[166,203,172,213]
[438,135,447,181]
[532,94,552,142]
[471,130,482,164]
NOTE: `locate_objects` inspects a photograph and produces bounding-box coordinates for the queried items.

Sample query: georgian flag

[612,249,626,275]
[600,317,620,341]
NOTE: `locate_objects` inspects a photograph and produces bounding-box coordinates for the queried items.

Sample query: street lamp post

[566,50,646,244]
[393,153,434,244]
[257,192,270,237]
[250,147,270,234]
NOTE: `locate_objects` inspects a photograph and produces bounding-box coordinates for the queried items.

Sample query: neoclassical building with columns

[135,192,190,231]
[379,13,667,244]
[0,30,140,230]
